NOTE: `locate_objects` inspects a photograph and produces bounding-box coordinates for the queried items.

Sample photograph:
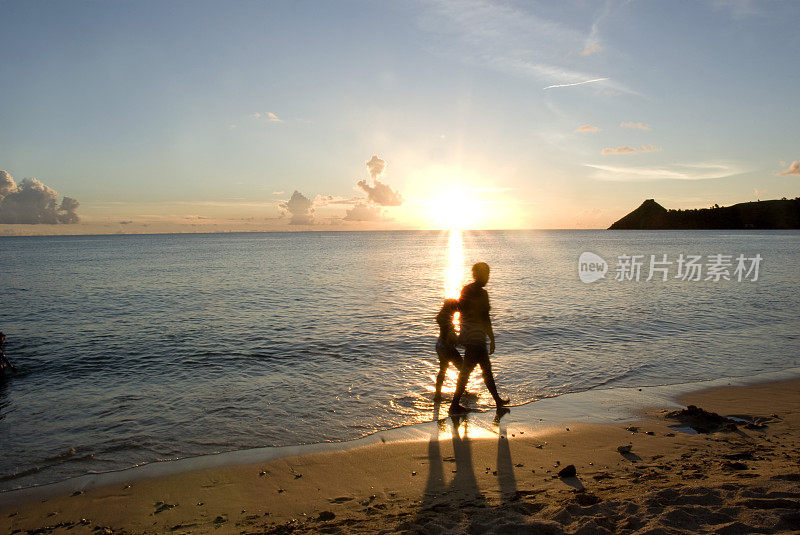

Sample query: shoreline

[2,369,800,534]
[2,365,799,500]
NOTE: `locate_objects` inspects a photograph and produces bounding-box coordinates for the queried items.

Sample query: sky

[1,0,799,234]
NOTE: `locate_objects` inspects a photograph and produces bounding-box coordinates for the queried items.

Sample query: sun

[427,186,481,230]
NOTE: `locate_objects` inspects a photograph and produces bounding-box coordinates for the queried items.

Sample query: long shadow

[405,407,524,532]
[494,410,518,503]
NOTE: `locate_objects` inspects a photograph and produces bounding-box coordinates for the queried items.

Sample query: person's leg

[475,348,508,407]
[449,353,476,412]
[434,359,448,400]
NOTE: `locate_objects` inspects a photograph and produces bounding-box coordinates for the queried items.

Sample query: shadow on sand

[400,402,531,533]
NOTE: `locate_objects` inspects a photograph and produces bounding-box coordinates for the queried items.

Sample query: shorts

[461,342,492,375]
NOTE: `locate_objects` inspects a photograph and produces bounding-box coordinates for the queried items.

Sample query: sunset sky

[1,0,798,234]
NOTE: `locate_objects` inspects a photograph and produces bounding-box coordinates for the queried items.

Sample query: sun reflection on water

[445,228,465,300]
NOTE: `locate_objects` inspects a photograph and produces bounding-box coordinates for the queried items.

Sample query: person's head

[0,332,4,344]
[440,298,459,316]
[471,262,490,286]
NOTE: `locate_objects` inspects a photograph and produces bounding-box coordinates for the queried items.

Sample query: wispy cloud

[778,161,800,176]
[417,0,635,95]
[252,112,283,123]
[575,125,599,133]
[580,43,602,56]
[601,145,661,155]
[544,77,609,90]
[621,121,651,130]
[587,162,742,181]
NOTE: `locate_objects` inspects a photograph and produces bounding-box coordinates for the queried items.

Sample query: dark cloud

[279,190,314,224]
[0,171,80,224]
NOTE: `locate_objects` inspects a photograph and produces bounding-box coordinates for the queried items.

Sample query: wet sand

[2,377,799,534]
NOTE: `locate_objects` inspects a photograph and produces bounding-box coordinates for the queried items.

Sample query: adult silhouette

[449,263,508,414]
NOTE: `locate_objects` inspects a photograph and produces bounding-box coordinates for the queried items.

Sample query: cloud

[575,125,599,133]
[343,203,387,222]
[417,1,636,96]
[601,146,635,155]
[0,171,80,224]
[357,179,403,206]
[279,190,314,224]
[272,190,284,195]
[252,112,283,123]
[580,43,602,56]
[778,161,800,176]
[621,121,651,130]
[366,155,385,180]
[543,77,609,90]
[601,145,661,155]
[356,155,403,206]
[586,162,741,181]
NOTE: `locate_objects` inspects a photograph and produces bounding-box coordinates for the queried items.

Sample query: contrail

[543,77,609,90]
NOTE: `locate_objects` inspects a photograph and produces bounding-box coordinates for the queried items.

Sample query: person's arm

[483,291,495,354]
[486,317,495,355]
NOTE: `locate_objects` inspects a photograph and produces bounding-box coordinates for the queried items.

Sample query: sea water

[0,230,798,490]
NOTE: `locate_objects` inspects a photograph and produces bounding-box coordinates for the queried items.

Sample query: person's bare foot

[496,397,510,408]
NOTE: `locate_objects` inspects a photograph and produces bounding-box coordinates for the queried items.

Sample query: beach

[2,375,798,534]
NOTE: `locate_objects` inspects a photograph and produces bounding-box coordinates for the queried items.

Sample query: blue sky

[1,0,798,232]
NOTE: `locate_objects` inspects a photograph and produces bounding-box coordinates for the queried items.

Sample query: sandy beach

[2,376,799,534]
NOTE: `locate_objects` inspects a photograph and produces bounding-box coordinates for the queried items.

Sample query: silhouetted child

[434,299,463,400]
[0,332,15,377]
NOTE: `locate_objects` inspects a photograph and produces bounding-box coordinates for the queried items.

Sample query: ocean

[0,230,798,491]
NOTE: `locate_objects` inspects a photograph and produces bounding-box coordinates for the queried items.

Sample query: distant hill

[609,198,800,230]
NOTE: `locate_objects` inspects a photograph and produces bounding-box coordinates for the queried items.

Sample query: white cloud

[575,125,599,133]
[586,162,742,181]
[544,77,609,90]
[252,112,283,123]
[0,171,80,224]
[778,161,800,176]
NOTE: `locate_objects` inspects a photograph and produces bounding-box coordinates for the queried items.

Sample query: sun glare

[428,187,481,230]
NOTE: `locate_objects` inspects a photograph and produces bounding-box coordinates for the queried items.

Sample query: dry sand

[2,377,799,534]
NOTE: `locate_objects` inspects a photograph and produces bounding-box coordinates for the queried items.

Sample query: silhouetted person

[0,332,15,378]
[434,298,463,400]
[449,263,508,413]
